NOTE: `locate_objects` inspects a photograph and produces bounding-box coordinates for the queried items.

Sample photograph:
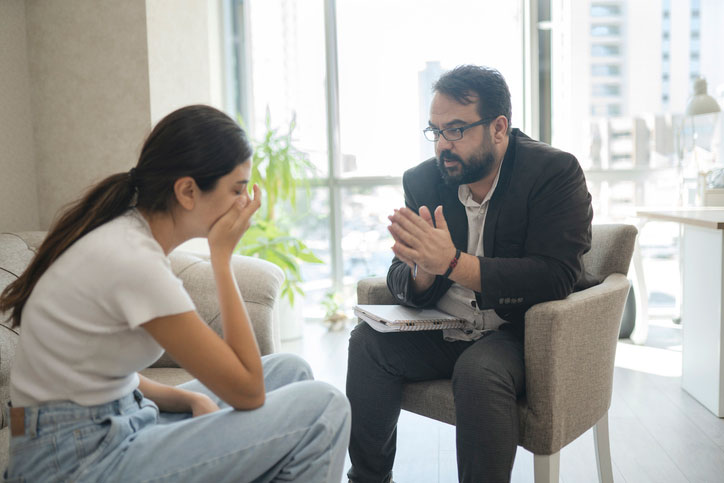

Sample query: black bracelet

[443,249,461,278]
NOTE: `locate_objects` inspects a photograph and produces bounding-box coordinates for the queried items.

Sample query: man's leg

[452,330,525,483]
[346,323,471,483]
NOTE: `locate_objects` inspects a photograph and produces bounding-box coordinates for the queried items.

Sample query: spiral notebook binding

[392,319,465,330]
[354,305,466,332]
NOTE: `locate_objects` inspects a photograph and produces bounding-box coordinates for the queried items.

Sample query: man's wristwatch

[442,249,461,278]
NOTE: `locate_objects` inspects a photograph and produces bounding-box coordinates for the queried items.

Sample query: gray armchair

[356,224,637,483]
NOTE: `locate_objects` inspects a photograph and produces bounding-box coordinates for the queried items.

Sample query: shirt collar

[457,156,505,208]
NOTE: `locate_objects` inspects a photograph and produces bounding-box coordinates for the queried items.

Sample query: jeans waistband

[4,390,145,438]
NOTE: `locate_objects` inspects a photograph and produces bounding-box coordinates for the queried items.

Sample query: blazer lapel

[437,182,468,251]
[484,130,518,257]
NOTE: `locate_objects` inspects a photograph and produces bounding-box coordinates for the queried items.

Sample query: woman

[0,105,350,482]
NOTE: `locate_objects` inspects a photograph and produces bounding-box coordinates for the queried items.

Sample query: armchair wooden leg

[593,412,614,483]
[533,452,560,483]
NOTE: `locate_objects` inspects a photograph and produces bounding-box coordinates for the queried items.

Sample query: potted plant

[321,290,348,332]
[235,110,323,339]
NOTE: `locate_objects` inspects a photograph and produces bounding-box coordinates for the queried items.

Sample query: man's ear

[491,115,508,143]
[174,177,197,211]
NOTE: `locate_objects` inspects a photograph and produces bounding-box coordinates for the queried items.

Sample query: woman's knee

[263,352,314,385]
[289,381,351,428]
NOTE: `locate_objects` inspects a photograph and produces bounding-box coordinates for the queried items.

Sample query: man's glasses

[422,118,495,142]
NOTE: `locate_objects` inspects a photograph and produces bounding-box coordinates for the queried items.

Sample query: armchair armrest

[520,273,630,453]
[357,277,396,305]
[150,251,284,367]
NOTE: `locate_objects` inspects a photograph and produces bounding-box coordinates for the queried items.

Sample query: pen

[413,263,418,280]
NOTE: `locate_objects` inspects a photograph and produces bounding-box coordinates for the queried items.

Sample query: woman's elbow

[229,391,265,410]
[227,378,265,410]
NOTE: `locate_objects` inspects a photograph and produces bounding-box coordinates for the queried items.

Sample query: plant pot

[274,297,304,342]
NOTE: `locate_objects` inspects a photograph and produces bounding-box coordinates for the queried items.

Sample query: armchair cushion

[152,251,284,366]
[357,276,396,305]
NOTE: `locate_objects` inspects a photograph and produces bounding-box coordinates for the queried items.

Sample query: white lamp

[684,77,722,205]
[686,77,721,116]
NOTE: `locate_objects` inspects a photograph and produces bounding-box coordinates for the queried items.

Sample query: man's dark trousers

[346,322,525,483]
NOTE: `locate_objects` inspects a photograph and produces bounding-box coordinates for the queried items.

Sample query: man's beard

[436,146,496,186]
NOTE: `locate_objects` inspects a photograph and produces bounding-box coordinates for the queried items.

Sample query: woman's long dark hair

[0,105,252,327]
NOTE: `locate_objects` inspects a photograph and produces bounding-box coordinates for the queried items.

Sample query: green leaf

[236,110,325,306]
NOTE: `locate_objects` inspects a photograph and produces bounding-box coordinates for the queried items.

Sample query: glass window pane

[298,185,404,316]
[592,64,621,76]
[591,44,621,57]
[592,83,621,96]
[293,187,332,319]
[591,24,621,37]
[551,0,724,171]
[591,5,622,17]
[246,0,329,176]
[336,0,523,177]
[552,1,724,319]
[341,185,403,283]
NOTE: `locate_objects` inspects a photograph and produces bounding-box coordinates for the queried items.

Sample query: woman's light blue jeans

[4,353,350,482]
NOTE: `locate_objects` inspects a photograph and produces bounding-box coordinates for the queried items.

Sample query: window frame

[228,0,534,296]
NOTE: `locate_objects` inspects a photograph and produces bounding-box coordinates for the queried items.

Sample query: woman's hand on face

[189,392,221,417]
[208,184,261,264]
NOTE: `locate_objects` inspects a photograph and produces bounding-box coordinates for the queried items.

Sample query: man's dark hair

[433,65,512,134]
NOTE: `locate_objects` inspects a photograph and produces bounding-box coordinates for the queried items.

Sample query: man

[346,65,595,483]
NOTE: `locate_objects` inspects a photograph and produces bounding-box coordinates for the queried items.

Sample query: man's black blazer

[387,129,597,337]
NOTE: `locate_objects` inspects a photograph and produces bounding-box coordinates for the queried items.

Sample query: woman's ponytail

[0,171,135,327]
[1,104,252,328]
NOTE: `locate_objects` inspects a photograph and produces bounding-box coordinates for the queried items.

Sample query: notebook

[354,304,467,332]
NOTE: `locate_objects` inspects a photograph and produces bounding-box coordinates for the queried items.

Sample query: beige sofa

[0,231,284,470]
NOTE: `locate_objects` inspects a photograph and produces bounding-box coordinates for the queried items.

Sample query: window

[242,0,329,175]
[591,24,620,37]
[591,5,622,17]
[546,0,724,319]
[231,0,524,315]
[592,64,621,76]
[592,44,621,57]
[592,84,621,97]
[336,0,523,177]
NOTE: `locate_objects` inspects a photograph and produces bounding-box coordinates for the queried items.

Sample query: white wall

[0,0,226,231]
[146,0,215,124]
[0,0,40,231]
[25,0,153,228]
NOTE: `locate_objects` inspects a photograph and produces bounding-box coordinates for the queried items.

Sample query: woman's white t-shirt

[10,209,195,407]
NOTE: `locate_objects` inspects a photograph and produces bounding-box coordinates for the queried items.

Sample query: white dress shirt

[437,162,508,342]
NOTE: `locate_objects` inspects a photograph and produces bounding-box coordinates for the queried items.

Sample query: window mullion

[324,0,344,293]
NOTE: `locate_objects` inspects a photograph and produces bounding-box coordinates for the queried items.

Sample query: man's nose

[436,135,454,152]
